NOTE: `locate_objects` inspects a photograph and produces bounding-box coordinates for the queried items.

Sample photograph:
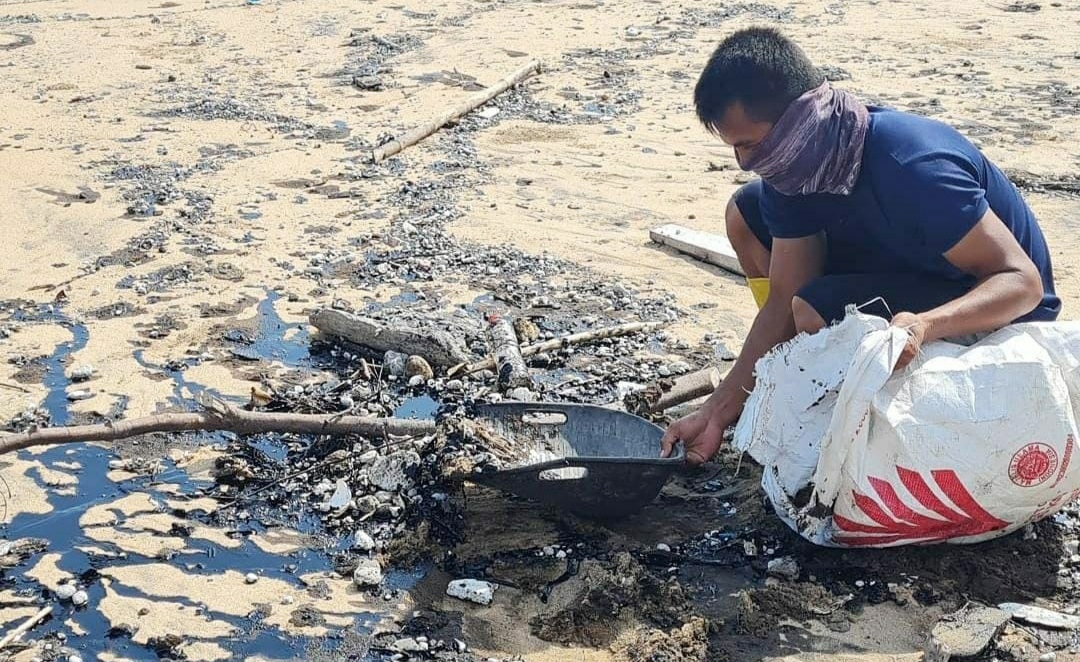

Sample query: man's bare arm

[662,232,826,463]
[917,209,1043,342]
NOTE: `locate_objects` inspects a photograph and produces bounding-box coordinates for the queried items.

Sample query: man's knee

[792,295,826,334]
[725,194,769,278]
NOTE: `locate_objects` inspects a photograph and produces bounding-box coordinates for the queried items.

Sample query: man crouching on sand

[661,27,1059,465]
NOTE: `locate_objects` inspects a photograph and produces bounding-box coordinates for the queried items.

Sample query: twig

[0,404,436,456]
[371,59,542,162]
[487,314,531,390]
[0,605,52,649]
[0,382,29,393]
[448,320,664,377]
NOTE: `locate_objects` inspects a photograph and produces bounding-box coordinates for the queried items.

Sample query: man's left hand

[891,311,928,371]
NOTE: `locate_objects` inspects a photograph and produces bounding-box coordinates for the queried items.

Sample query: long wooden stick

[448,321,664,377]
[0,405,436,457]
[371,59,541,162]
[0,605,52,649]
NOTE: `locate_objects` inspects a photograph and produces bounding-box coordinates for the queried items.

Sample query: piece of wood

[310,308,471,367]
[448,321,664,377]
[650,224,744,276]
[487,314,531,390]
[0,605,52,649]
[371,59,542,162]
[624,365,730,415]
[0,399,436,457]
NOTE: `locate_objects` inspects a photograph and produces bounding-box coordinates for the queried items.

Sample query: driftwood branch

[448,321,664,377]
[0,605,52,649]
[371,59,542,162]
[310,308,472,367]
[625,365,730,416]
[0,403,436,456]
[487,314,531,390]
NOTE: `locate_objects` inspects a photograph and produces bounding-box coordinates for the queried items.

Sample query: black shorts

[733,180,973,323]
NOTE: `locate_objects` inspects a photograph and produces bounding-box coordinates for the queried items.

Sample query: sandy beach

[1,0,1078,660]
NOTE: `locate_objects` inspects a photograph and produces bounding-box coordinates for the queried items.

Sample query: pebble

[447,579,497,605]
[107,459,128,471]
[282,595,295,605]
[404,356,434,380]
[508,387,536,402]
[445,379,464,392]
[67,390,94,401]
[854,580,866,588]
[69,365,95,382]
[393,638,428,652]
[245,572,259,584]
[556,550,567,559]
[1067,540,1080,556]
[353,530,376,551]
[1039,654,1056,662]
[656,543,671,552]
[353,558,383,587]
[328,479,352,509]
[69,656,83,662]
[766,556,800,580]
[71,590,89,607]
[55,583,78,601]
[408,375,425,387]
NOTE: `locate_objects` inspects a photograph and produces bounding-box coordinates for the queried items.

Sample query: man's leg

[726,186,771,279]
[728,182,830,335]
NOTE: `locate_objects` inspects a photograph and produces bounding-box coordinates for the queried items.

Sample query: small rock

[1040,653,1056,662]
[282,595,295,605]
[107,459,128,471]
[353,530,376,551]
[405,356,434,380]
[67,390,93,401]
[445,379,463,392]
[69,655,83,662]
[71,590,89,607]
[656,543,671,553]
[408,375,425,387]
[447,579,497,605]
[1066,539,1080,556]
[55,583,78,601]
[245,573,259,584]
[766,556,800,580]
[353,558,383,587]
[393,638,428,652]
[924,605,1010,662]
[69,365,95,382]
[477,107,500,119]
[854,580,866,588]
[508,387,536,402]
[328,479,352,509]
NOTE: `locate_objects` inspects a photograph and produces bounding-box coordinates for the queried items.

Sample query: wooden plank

[649,224,744,276]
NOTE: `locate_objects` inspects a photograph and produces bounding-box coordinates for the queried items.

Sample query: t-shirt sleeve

[882,151,990,255]
[759,182,830,239]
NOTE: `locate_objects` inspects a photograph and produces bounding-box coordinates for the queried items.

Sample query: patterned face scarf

[737,82,870,196]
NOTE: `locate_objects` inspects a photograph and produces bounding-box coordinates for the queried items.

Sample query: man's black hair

[694,27,824,132]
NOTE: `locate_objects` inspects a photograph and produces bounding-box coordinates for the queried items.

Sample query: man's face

[715,102,774,168]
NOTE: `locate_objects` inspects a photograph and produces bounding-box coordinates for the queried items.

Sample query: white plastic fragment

[446,579,497,605]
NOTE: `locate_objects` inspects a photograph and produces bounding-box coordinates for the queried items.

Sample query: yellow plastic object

[748,277,770,309]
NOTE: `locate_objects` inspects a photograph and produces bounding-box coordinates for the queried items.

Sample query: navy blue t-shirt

[759,108,1060,321]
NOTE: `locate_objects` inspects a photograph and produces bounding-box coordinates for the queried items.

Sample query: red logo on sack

[1009,443,1059,487]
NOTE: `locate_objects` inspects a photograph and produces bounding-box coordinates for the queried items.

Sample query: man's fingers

[659,426,679,458]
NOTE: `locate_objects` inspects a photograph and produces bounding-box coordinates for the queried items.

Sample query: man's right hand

[659,400,736,466]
